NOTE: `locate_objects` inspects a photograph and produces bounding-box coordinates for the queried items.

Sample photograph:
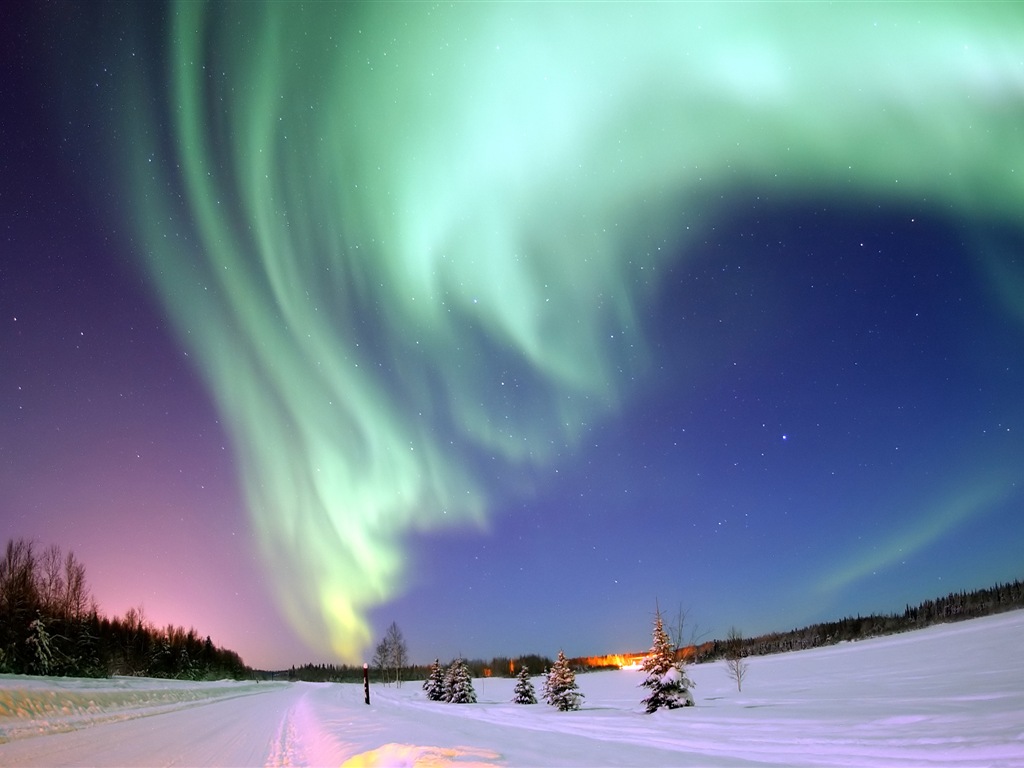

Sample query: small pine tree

[444,657,477,704]
[26,614,56,676]
[513,664,537,704]
[443,660,455,700]
[640,608,695,713]
[423,658,445,701]
[544,650,583,711]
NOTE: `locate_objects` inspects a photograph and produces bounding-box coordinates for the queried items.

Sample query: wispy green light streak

[817,475,1019,597]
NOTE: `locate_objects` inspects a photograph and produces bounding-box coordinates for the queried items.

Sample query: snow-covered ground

[2,610,1022,767]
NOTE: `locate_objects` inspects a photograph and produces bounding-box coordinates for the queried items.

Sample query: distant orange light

[576,652,647,670]
[572,642,710,671]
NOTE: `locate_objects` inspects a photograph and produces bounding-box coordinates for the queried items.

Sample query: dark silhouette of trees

[693,579,1024,664]
[1,539,96,676]
[285,662,366,682]
[511,654,553,677]
[0,538,247,680]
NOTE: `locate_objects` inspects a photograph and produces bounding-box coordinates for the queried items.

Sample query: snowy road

[3,611,1024,766]
[0,681,297,767]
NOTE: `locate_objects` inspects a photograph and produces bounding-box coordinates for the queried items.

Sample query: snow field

[1,610,1022,766]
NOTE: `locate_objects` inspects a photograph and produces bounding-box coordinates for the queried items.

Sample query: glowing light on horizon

[112,3,1024,661]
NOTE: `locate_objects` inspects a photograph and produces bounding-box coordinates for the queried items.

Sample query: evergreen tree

[443,659,457,700]
[26,614,57,676]
[423,658,445,701]
[444,657,477,703]
[513,664,537,704]
[544,650,583,711]
[640,608,695,713]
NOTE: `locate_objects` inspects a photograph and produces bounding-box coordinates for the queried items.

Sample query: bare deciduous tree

[373,621,409,687]
[3,541,91,624]
[0,539,38,619]
[725,626,748,692]
[386,621,408,688]
[62,550,91,620]
[669,603,709,659]
[372,635,392,684]
[38,545,64,615]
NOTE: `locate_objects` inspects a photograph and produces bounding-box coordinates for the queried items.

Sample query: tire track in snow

[265,700,305,767]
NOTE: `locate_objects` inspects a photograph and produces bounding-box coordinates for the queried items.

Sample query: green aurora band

[114,3,1023,661]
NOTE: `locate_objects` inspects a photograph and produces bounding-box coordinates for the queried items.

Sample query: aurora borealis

[3,2,1023,668]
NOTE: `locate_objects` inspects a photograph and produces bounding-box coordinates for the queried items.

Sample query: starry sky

[3,2,1023,670]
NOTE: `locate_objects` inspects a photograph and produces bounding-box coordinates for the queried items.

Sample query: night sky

[3,2,1022,670]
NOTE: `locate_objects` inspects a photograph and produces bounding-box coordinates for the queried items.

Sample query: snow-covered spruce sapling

[640,608,695,713]
[423,658,445,701]
[444,657,477,703]
[513,665,537,704]
[26,614,56,676]
[544,650,583,711]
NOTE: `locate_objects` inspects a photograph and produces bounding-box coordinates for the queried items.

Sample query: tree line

[282,618,555,686]
[0,538,247,679]
[283,652,556,684]
[692,578,1024,663]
